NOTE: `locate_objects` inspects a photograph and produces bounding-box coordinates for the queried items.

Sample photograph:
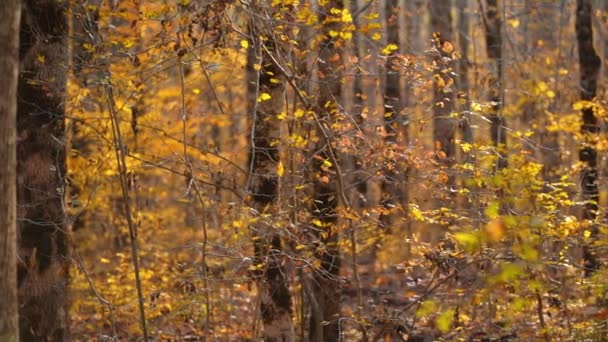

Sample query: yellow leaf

[257,93,271,102]
[276,112,287,120]
[192,88,201,94]
[240,40,249,49]
[416,300,437,318]
[341,9,352,22]
[371,32,382,41]
[100,257,111,264]
[36,54,45,63]
[382,43,399,55]
[508,18,520,28]
[436,309,455,333]
[311,218,324,227]
[277,161,285,177]
[409,205,425,221]
[471,101,482,112]
[82,43,95,53]
[322,159,332,168]
[122,39,135,48]
[573,100,592,110]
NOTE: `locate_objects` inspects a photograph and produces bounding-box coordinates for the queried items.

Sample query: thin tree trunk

[380,0,403,231]
[247,9,295,341]
[457,0,473,147]
[309,1,345,340]
[430,0,456,189]
[17,1,69,340]
[575,0,601,277]
[483,0,507,170]
[0,1,21,340]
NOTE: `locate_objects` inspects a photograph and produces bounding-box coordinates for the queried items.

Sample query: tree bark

[483,0,507,170]
[457,0,473,147]
[575,0,601,277]
[0,1,21,341]
[17,0,69,340]
[380,0,404,231]
[430,0,457,183]
[309,1,344,340]
[247,6,295,341]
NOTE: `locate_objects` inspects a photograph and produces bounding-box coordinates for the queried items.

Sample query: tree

[17,0,69,339]
[456,0,473,149]
[430,0,456,187]
[380,0,404,231]
[482,0,506,169]
[575,0,601,277]
[0,1,21,341]
[309,1,345,340]
[246,3,295,340]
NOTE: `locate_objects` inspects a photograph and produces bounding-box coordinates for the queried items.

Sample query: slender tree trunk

[17,0,69,340]
[430,0,456,188]
[350,0,368,210]
[380,0,403,231]
[309,1,345,340]
[576,0,601,277]
[0,1,21,341]
[247,9,295,341]
[483,0,506,170]
[457,0,473,147]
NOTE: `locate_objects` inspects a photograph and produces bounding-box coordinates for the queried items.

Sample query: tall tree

[575,0,601,277]
[246,5,295,341]
[380,0,404,231]
[0,1,21,341]
[457,0,473,148]
[430,0,456,196]
[17,0,69,339]
[309,1,345,340]
[482,0,506,169]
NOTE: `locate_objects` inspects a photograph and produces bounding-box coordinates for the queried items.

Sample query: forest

[1,0,608,341]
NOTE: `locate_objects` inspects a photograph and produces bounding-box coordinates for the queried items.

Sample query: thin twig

[178,56,212,338]
[104,79,149,342]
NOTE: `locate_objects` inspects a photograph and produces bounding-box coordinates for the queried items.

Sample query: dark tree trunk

[350,0,368,209]
[247,8,295,341]
[430,0,456,183]
[457,0,473,148]
[575,0,601,277]
[309,1,344,340]
[0,1,21,341]
[380,0,404,231]
[17,0,69,340]
[483,0,507,170]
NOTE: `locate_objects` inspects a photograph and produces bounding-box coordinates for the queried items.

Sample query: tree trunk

[247,8,295,341]
[575,0,601,277]
[309,1,344,340]
[457,0,473,148]
[483,0,506,170]
[380,0,403,231]
[0,1,21,341]
[430,0,456,185]
[17,0,69,340]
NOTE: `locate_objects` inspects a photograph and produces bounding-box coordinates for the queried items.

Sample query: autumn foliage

[48,0,608,340]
